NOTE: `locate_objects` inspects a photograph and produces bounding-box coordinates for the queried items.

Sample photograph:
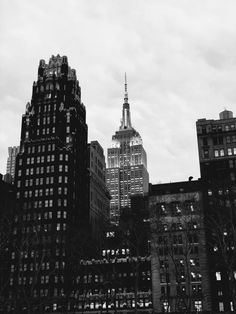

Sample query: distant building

[106,75,149,224]
[196,109,236,313]
[88,141,110,238]
[149,180,211,313]
[4,146,20,183]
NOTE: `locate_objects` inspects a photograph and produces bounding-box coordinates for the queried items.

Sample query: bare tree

[207,201,236,311]
[150,197,206,313]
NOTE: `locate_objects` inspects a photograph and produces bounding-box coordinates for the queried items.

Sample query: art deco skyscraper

[10,55,89,312]
[106,75,149,224]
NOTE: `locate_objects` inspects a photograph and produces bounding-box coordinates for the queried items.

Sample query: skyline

[1,0,236,183]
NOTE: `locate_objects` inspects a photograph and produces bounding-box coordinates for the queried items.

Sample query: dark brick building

[149,180,211,313]
[196,110,236,312]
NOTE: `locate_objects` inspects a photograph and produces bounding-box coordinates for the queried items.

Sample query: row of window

[25,155,56,164]
[12,249,58,262]
[200,123,235,134]
[17,176,68,188]
[19,165,69,177]
[25,127,72,140]
[158,222,199,232]
[20,210,66,222]
[215,271,236,281]
[102,248,130,257]
[25,143,56,154]
[19,222,67,234]
[157,202,196,215]
[214,147,236,157]
[162,300,203,312]
[37,116,56,126]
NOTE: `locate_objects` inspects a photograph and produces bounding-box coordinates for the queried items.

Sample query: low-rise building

[149,180,211,313]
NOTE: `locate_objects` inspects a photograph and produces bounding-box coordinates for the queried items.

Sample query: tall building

[149,180,211,313]
[88,140,110,239]
[9,55,89,313]
[196,109,236,312]
[106,75,149,224]
[5,146,20,183]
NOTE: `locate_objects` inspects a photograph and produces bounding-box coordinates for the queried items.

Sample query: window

[216,272,221,281]
[208,189,212,196]
[234,271,236,280]
[194,301,202,312]
[228,148,233,156]
[219,302,224,312]
[230,301,234,312]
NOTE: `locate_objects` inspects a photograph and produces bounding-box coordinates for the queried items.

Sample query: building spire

[124,72,128,103]
[120,73,132,130]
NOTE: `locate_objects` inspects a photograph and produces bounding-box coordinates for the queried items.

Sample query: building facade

[88,141,110,239]
[69,256,152,313]
[106,76,149,224]
[196,110,236,313]
[7,55,89,313]
[0,174,16,311]
[149,181,211,313]
[4,146,20,183]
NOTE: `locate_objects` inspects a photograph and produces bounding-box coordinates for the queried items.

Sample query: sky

[1,0,236,184]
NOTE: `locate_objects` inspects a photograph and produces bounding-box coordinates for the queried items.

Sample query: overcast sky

[1,0,236,183]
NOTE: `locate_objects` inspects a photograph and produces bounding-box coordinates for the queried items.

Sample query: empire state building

[106,75,149,224]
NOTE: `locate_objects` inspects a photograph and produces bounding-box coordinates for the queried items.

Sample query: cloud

[1,0,236,183]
